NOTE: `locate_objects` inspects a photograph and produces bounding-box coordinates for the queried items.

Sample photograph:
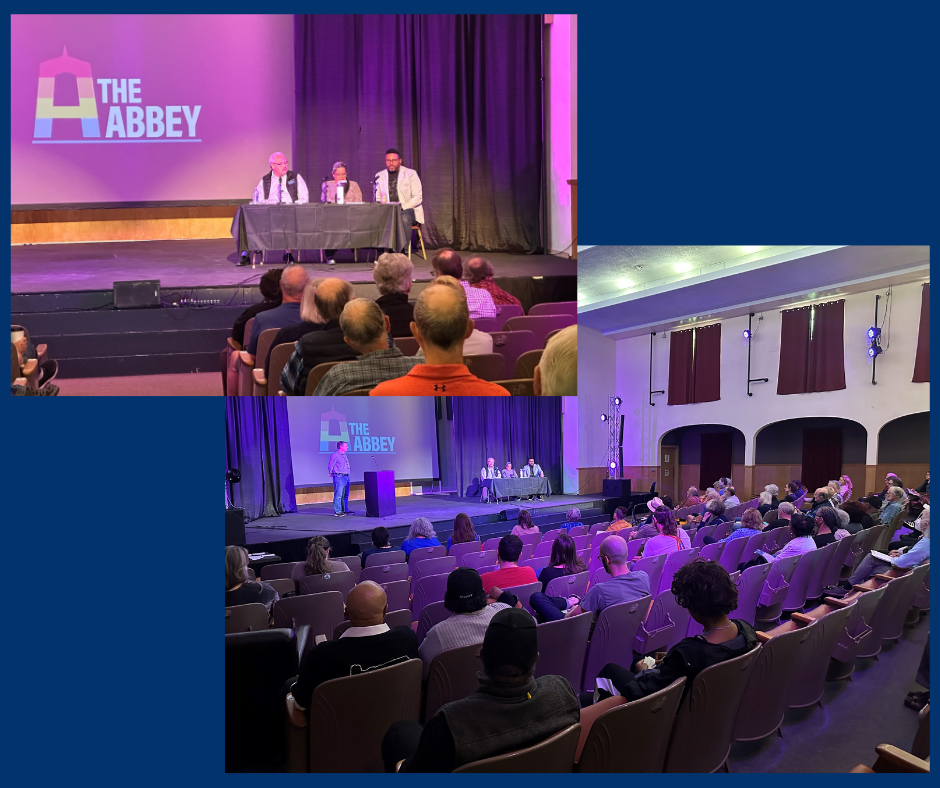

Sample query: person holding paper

[844,507,930,587]
[321,161,363,205]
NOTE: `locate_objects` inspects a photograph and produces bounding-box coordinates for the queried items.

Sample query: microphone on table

[372,455,379,471]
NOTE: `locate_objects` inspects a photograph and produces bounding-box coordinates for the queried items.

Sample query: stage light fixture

[743,329,751,340]
[614,396,622,406]
[867,326,881,340]
[600,414,608,422]
[609,461,617,470]
[868,345,883,358]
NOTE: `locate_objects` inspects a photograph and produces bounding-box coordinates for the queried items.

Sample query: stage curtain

[452,398,562,498]
[778,300,846,395]
[801,426,843,493]
[293,14,544,253]
[225,398,297,521]
[699,432,733,491]
[913,283,930,382]
[668,324,721,405]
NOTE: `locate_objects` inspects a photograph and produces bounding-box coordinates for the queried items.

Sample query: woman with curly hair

[840,499,873,534]
[640,509,692,557]
[588,559,758,703]
[446,512,480,552]
[511,509,540,538]
[291,536,345,583]
[400,517,442,557]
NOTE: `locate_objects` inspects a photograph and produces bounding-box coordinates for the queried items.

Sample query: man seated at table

[432,250,497,320]
[244,152,310,264]
[520,458,545,500]
[314,299,422,395]
[373,253,415,338]
[280,279,359,395]
[369,278,509,396]
[376,148,423,231]
[464,256,522,307]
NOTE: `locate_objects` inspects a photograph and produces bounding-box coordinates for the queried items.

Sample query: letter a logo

[320,408,350,452]
[34,47,100,139]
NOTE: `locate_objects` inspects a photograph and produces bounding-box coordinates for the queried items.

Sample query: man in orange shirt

[370,277,509,396]
[479,535,538,596]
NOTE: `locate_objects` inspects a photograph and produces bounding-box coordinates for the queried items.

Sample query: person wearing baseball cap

[383,608,580,772]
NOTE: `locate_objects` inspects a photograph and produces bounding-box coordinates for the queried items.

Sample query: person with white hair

[373,253,415,337]
[534,324,577,395]
[845,507,930,587]
[764,484,780,508]
[757,491,774,517]
[400,517,442,557]
[241,152,310,265]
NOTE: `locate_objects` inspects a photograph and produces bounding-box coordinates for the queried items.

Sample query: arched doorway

[877,412,929,493]
[659,424,746,504]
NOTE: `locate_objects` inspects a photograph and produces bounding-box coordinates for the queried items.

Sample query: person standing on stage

[375,148,423,230]
[328,440,351,517]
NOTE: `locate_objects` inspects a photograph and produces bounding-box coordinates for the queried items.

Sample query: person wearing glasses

[243,152,310,264]
[375,148,423,231]
[321,161,363,262]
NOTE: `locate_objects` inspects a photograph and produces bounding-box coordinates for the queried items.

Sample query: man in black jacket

[382,607,580,772]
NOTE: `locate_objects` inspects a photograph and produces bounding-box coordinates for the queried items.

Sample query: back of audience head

[706,498,726,515]
[835,508,851,528]
[653,507,678,535]
[549,533,585,574]
[534,324,577,396]
[739,508,763,531]
[345,580,387,626]
[373,252,413,295]
[259,267,284,301]
[452,512,476,544]
[225,545,250,590]
[464,255,495,284]
[726,485,736,497]
[408,517,436,540]
[778,501,795,518]
[304,536,333,575]
[517,509,534,530]
[785,481,800,497]
[340,298,389,352]
[299,277,326,323]
[687,486,699,499]
[671,559,738,623]
[764,483,779,498]
[498,534,524,564]
[789,512,815,537]
[480,607,539,680]
[885,486,905,503]
[840,500,865,522]
[444,567,487,614]
[661,494,674,509]
[280,264,310,301]
[759,491,772,506]
[599,533,628,570]
[314,277,355,321]
[814,488,831,502]
[431,248,463,279]
[371,526,390,549]
[613,506,627,522]
[412,278,471,351]
[566,507,581,523]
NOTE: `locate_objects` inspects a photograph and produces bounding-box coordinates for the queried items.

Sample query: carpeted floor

[729,612,929,772]
[60,372,221,396]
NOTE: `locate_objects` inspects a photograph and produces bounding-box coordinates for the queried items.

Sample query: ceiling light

[615,278,633,289]
[741,246,762,254]
[673,261,692,274]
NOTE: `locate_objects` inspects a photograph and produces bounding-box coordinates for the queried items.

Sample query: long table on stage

[231,203,408,254]
[483,476,553,499]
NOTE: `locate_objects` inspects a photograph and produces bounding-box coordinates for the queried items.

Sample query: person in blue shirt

[846,507,930,586]
[446,512,480,553]
[563,507,584,532]
[400,517,442,557]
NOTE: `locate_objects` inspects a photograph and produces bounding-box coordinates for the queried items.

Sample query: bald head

[280,265,310,301]
[599,534,628,566]
[345,580,388,626]
[431,249,463,279]
[413,282,471,351]
[314,278,355,321]
[340,298,389,351]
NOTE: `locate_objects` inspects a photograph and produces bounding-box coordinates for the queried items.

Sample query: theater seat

[493,378,535,395]
[451,723,581,773]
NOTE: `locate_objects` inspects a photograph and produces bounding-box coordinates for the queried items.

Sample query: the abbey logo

[33,47,201,143]
[319,407,397,454]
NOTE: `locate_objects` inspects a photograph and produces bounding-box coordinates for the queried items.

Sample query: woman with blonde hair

[291,536,344,583]
[226,545,279,612]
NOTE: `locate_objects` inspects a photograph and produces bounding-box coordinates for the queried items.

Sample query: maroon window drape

[700,432,733,491]
[668,323,721,405]
[801,426,842,493]
[777,300,846,395]
[913,283,930,383]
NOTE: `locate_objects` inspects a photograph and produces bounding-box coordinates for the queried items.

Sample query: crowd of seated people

[11,324,59,395]
[223,248,577,396]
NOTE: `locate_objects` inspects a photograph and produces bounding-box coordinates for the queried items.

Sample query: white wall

[577,325,617,469]
[545,14,576,256]
[561,396,579,493]
[581,280,930,465]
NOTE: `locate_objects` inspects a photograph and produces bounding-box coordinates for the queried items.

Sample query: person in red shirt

[370,277,509,396]
[463,256,522,307]
[479,535,538,595]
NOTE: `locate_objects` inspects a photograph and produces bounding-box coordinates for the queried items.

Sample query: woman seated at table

[320,161,363,204]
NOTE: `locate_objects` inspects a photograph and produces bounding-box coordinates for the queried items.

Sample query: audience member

[478,535,538,595]
[706,508,764,545]
[845,508,930,587]
[775,501,795,524]
[430,249,496,319]
[534,324,577,396]
[880,486,905,527]
[834,507,853,540]
[245,265,309,357]
[373,253,416,338]
[859,495,884,526]
[313,298,421,395]
[762,513,817,562]
[418,568,510,675]
[563,507,584,532]
[281,278,358,395]
[640,509,692,557]
[530,534,586,620]
[889,505,930,551]
[605,507,631,533]
[807,488,835,517]
[11,327,58,389]
[757,491,774,517]
[813,507,842,547]
[266,277,326,376]
[588,560,758,704]
[400,517,442,557]
[782,481,800,503]
[691,497,728,527]
[634,500,666,538]
[840,500,873,535]
[722,486,741,507]
[915,471,930,495]
[826,480,844,506]
[225,545,278,612]
[876,473,904,500]
[370,278,508,396]
[764,484,780,508]
[291,536,345,584]
[463,256,522,307]
[446,513,480,553]
[360,526,397,569]
[679,486,702,508]
[286,581,418,725]
[230,267,282,348]
[839,474,854,501]
[383,608,580,772]
[511,509,540,538]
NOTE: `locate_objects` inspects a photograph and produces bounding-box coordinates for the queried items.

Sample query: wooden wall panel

[874,464,929,496]
[294,480,415,505]
[578,468,605,495]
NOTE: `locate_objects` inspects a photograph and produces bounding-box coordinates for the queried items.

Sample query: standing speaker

[225,508,246,546]
[602,479,632,498]
[114,280,161,309]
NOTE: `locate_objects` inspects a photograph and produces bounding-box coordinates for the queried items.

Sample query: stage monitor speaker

[225,508,246,546]
[501,507,521,522]
[602,479,632,499]
[114,279,161,309]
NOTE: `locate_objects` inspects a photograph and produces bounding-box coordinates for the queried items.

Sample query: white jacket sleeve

[401,170,423,211]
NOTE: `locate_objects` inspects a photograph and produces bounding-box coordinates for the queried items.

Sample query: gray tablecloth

[483,477,552,498]
[231,203,408,253]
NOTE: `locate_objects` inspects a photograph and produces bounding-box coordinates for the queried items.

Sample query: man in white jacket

[375,148,424,231]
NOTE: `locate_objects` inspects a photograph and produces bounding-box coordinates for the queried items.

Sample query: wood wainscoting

[295,480,416,505]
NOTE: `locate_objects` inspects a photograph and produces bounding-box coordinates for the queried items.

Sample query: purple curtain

[452,397,562,497]
[778,300,846,395]
[913,283,930,382]
[668,324,721,405]
[801,426,842,493]
[224,398,297,521]
[294,14,544,253]
[699,432,733,491]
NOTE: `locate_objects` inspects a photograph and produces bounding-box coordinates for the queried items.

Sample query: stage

[11,238,575,294]
[243,493,611,561]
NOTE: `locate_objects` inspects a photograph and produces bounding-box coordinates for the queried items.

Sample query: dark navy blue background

[4,3,934,784]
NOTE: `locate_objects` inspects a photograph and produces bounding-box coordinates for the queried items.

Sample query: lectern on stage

[364,470,396,517]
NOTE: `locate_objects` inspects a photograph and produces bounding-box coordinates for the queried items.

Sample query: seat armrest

[35,344,48,362]
[285,693,309,773]
[253,369,267,386]
[21,359,38,376]
[575,695,626,763]
[14,377,28,387]
[227,337,243,351]
[823,596,853,608]
[294,624,310,662]
[871,743,930,773]
[238,351,255,366]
